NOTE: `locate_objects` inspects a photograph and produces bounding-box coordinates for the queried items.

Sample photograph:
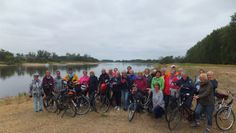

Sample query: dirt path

[0,100,235,133]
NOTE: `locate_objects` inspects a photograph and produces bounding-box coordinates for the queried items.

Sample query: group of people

[29,65,218,133]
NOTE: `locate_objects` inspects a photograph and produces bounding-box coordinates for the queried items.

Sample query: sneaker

[117,107,120,111]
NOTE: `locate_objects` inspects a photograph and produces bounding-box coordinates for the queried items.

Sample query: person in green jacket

[151,70,165,91]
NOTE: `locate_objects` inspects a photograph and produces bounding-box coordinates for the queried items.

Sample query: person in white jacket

[29,72,44,112]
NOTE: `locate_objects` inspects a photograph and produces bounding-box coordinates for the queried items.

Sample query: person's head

[199,69,205,75]
[83,70,88,76]
[161,67,167,76]
[56,70,60,77]
[68,68,73,74]
[121,70,127,77]
[130,70,134,75]
[101,69,106,74]
[200,73,208,84]
[207,71,214,80]
[127,66,132,71]
[114,68,118,72]
[181,72,188,80]
[171,69,176,76]
[144,68,150,75]
[155,71,162,78]
[171,65,176,71]
[137,72,143,77]
[115,72,121,77]
[108,69,113,75]
[177,68,183,75]
[33,73,39,80]
[46,70,51,77]
[154,83,160,92]
[89,71,95,76]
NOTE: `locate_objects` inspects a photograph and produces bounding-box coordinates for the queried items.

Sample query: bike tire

[128,103,136,122]
[168,107,181,130]
[95,95,110,113]
[76,96,91,115]
[43,96,58,113]
[216,107,235,131]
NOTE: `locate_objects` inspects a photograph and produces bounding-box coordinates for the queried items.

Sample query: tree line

[0,49,99,65]
[185,13,236,64]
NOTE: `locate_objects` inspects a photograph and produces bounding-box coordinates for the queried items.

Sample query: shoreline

[0,62,100,67]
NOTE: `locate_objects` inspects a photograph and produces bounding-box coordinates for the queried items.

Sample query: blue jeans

[121,90,129,109]
[195,103,214,127]
[33,95,43,112]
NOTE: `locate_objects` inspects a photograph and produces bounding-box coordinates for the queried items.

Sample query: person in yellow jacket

[63,68,79,84]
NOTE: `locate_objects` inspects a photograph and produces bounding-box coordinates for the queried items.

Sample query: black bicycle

[43,92,58,113]
[56,88,77,118]
[74,84,90,115]
[95,84,110,113]
[168,93,195,130]
[128,87,152,122]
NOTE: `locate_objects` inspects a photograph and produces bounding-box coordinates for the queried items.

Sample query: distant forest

[1,13,235,65]
[0,49,99,64]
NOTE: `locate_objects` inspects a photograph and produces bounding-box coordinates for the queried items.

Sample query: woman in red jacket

[134,72,148,94]
[163,70,179,109]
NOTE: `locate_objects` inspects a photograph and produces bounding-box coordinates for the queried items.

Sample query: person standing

[192,73,214,133]
[88,71,98,111]
[29,73,44,112]
[120,71,132,111]
[111,72,122,110]
[144,68,152,88]
[54,70,63,93]
[151,71,164,91]
[207,71,218,95]
[42,70,54,97]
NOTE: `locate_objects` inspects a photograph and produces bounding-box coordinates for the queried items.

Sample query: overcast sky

[0,0,235,60]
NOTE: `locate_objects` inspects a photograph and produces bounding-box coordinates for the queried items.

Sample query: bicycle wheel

[43,96,57,113]
[165,106,172,122]
[168,108,181,130]
[128,103,136,122]
[95,95,110,113]
[216,107,235,131]
[62,100,77,118]
[76,96,90,115]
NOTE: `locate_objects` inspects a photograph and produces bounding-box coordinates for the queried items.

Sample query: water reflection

[0,64,98,80]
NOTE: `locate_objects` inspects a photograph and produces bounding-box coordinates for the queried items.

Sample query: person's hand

[194,95,199,99]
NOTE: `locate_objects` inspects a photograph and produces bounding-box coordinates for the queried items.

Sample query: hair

[155,70,162,76]
[154,82,160,88]
[68,68,73,71]
[207,71,214,76]
[200,73,208,81]
[199,68,205,73]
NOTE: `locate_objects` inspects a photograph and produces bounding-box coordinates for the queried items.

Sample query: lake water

[0,63,153,98]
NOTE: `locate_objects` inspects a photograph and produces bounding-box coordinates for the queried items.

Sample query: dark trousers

[113,89,121,106]
[163,94,170,109]
[153,106,164,118]
[89,91,96,109]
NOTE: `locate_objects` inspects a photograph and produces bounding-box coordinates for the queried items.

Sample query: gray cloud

[0,0,235,60]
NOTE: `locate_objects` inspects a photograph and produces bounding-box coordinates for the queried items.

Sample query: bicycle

[95,82,110,113]
[215,89,235,131]
[74,84,90,115]
[43,91,58,113]
[128,87,152,122]
[56,88,77,118]
[168,92,195,130]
